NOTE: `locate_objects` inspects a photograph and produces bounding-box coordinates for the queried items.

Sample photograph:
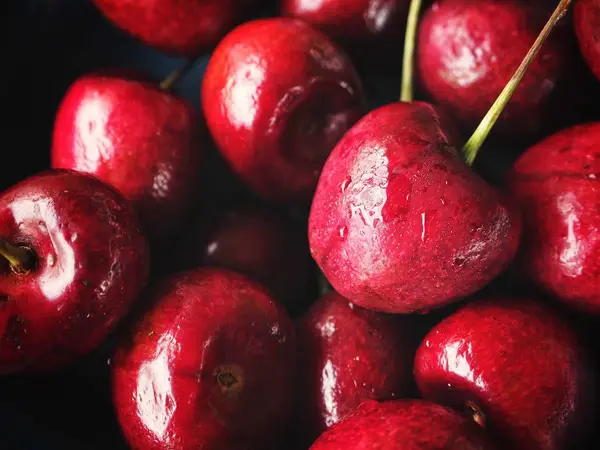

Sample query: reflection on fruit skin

[508,122,600,315]
[112,268,296,450]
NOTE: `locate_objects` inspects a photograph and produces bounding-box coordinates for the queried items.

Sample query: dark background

[1,1,600,449]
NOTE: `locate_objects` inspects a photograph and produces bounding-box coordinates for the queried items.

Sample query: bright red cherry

[0,170,150,373]
[415,297,595,449]
[91,0,265,56]
[112,267,295,449]
[51,73,203,240]
[309,101,521,314]
[202,17,366,203]
[295,290,421,446]
[417,0,574,140]
[507,122,600,314]
[309,399,498,449]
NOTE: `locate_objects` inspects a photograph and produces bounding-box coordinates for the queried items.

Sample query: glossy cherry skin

[112,267,295,450]
[51,73,203,240]
[507,123,600,314]
[296,290,420,446]
[308,101,521,314]
[91,0,263,57]
[417,0,573,139]
[280,0,409,69]
[415,297,594,450]
[0,170,150,373]
[202,18,366,203]
[575,0,600,82]
[175,206,311,315]
[280,0,408,42]
[309,399,498,449]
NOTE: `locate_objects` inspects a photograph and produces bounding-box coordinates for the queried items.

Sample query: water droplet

[589,174,597,180]
[341,176,352,192]
[97,280,110,295]
[425,340,432,348]
[17,222,25,230]
[440,197,446,206]
[106,358,112,366]
[70,233,78,243]
[339,226,348,240]
[38,221,47,232]
[270,323,280,336]
[206,241,218,255]
[46,254,56,267]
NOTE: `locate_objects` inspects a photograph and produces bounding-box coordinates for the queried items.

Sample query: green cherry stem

[160,56,203,91]
[462,0,572,165]
[0,238,34,274]
[400,0,423,102]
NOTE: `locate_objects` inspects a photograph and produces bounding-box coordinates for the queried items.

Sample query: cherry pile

[1,0,600,449]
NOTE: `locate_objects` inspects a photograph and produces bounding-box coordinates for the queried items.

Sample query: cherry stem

[462,0,572,165]
[160,56,202,91]
[0,239,33,274]
[400,0,423,102]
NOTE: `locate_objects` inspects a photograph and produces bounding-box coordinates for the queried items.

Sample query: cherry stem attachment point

[0,239,33,274]
[400,0,423,103]
[160,56,202,91]
[462,0,572,166]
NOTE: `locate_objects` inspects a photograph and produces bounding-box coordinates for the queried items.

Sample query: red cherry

[202,18,366,203]
[112,268,295,449]
[0,170,149,373]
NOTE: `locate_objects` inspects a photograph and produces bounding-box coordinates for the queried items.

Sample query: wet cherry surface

[417,0,575,140]
[415,297,595,450]
[281,0,410,70]
[4,1,600,448]
[0,170,150,373]
[112,268,295,450]
[309,101,521,313]
[202,17,366,203]
[508,122,600,314]
[309,399,498,449]
[91,0,265,56]
[52,73,203,240]
[295,291,421,445]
